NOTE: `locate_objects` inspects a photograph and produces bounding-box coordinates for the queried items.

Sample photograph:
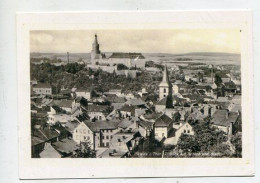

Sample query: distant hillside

[30,52,241,65]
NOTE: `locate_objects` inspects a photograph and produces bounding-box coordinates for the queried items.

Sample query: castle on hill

[90,34,147,68]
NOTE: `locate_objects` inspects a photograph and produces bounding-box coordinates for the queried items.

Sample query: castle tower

[91,34,101,65]
[159,65,173,101]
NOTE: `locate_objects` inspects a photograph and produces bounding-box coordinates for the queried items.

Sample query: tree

[117,64,129,70]
[177,134,199,156]
[214,73,222,86]
[166,95,173,108]
[176,122,229,157]
[72,141,96,158]
[231,133,242,157]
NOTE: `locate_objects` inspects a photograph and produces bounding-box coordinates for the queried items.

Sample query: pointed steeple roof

[159,65,171,87]
[94,34,98,45]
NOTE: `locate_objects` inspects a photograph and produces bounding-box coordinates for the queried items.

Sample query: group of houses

[30,36,241,158]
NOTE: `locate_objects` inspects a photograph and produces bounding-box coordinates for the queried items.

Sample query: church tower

[159,65,173,101]
[91,34,101,65]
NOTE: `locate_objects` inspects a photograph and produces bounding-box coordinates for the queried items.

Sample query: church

[90,34,147,68]
[155,65,174,112]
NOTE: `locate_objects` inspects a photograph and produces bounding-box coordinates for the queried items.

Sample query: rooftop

[109,52,145,59]
[211,110,239,127]
[154,114,173,127]
[85,120,120,132]
[33,83,52,89]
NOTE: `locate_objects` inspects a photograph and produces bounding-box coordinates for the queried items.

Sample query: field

[30,52,241,66]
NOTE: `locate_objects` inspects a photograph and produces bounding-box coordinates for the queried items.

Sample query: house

[87,104,111,121]
[172,122,195,145]
[155,97,167,112]
[31,125,61,157]
[125,98,147,108]
[47,106,72,125]
[75,88,92,100]
[211,110,240,137]
[39,143,62,158]
[137,119,154,137]
[72,120,120,149]
[32,83,52,95]
[56,99,74,113]
[163,121,195,146]
[154,114,173,139]
[119,105,136,118]
[64,120,81,137]
[52,138,78,157]
[31,136,45,158]
[98,130,142,158]
[108,89,122,96]
[72,122,99,149]
[105,96,126,110]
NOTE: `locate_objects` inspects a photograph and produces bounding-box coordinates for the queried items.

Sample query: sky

[30,29,241,54]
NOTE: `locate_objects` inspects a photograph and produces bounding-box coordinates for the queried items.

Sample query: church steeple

[91,34,101,64]
[159,65,173,101]
[159,65,171,87]
[94,34,98,45]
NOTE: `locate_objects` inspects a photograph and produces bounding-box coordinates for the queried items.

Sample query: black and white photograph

[15,11,254,179]
[30,29,242,158]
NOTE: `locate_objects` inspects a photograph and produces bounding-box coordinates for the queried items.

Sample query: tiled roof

[76,113,90,122]
[105,96,126,103]
[52,138,78,154]
[118,118,135,129]
[125,98,146,106]
[58,100,73,108]
[64,120,80,133]
[85,120,120,132]
[75,88,91,92]
[87,104,110,113]
[39,143,61,158]
[138,120,153,130]
[211,110,239,127]
[156,97,167,105]
[33,83,52,89]
[120,105,136,113]
[109,52,145,59]
[154,114,173,127]
[31,136,44,146]
[33,127,60,142]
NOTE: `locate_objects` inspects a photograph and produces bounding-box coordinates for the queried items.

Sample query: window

[184,130,186,133]
[164,88,166,93]
[164,95,166,97]
[106,142,109,147]
[188,130,190,134]
[87,136,90,140]
[102,136,104,140]
[106,136,109,139]
[84,136,86,140]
